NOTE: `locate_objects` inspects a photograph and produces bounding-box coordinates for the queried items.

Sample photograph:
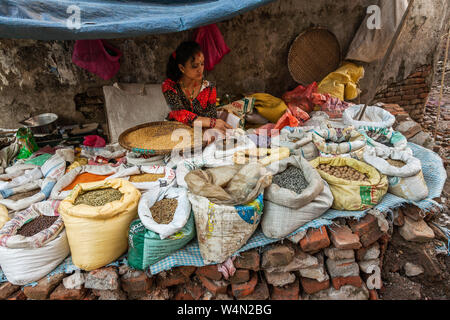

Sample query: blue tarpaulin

[0,0,275,40]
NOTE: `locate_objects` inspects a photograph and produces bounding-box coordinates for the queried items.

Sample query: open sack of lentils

[137,187,192,240]
[74,188,123,206]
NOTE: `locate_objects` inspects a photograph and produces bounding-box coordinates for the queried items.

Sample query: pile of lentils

[272,165,309,194]
[74,188,123,207]
[16,215,59,237]
[317,164,369,182]
[151,198,178,224]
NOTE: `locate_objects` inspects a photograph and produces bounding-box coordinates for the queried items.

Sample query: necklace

[180,80,200,101]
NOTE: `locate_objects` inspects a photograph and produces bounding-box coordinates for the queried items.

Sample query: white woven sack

[343,105,395,129]
[138,187,191,239]
[363,147,428,201]
[262,181,333,239]
[188,192,263,264]
[265,155,324,209]
[0,200,70,285]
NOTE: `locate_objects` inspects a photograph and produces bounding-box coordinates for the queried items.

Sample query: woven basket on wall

[288,27,341,85]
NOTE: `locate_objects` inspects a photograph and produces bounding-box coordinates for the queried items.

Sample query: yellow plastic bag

[310,157,388,211]
[318,62,364,101]
[0,204,9,229]
[59,178,141,271]
[249,93,287,123]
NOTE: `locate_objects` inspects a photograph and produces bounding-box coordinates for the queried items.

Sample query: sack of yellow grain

[310,157,388,211]
[59,178,140,271]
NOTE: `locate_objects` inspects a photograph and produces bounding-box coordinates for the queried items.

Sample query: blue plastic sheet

[0,0,275,40]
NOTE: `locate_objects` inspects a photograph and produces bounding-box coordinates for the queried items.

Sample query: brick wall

[373,65,433,122]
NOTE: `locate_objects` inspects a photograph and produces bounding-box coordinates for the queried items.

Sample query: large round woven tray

[288,27,341,85]
[118,121,206,155]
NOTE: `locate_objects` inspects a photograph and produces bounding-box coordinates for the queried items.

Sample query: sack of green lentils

[127,212,195,271]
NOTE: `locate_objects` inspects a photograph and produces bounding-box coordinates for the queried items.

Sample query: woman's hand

[214,118,233,134]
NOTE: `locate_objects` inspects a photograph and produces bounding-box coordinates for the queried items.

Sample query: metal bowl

[20,113,58,135]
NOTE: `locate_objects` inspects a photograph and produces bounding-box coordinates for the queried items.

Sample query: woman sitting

[162,41,231,141]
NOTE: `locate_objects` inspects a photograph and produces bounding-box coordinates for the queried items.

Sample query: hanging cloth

[72,40,122,80]
[194,24,231,71]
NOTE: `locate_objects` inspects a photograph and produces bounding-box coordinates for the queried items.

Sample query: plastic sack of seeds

[312,127,366,161]
[262,181,333,239]
[363,147,428,201]
[265,155,324,209]
[270,128,319,161]
[0,200,70,285]
[342,105,395,129]
[189,192,264,264]
[310,157,388,211]
[127,212,195,270]
[50,164,128,200]
[358,126,409,152]
[185,163,272,206]
[58,178,140,271]
[138,186,191,239]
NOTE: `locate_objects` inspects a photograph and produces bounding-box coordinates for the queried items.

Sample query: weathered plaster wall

[0,0,448,129]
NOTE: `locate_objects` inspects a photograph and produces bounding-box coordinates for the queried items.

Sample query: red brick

[83,291,98,300]
[23,273,65,300]
[238,279,270,300]
[271,279,299,300]
[400,205,423,221]
[404,78,425,85]
[419,93,429,99]
[7,290,27,300]
[408,71,423,79]
[178,266,197,278]
[328,224,362,250]
[197,275,228,296]
[348,215,383,247]
[185,280,205,300]
[331,276,363,290]
[300,277,330,295]
[0,282,20,300]
[261,245,295,269]
[173,286,194,300]
[195,265,222,281]
[369,289,379,300]
[157,269,188,288]
[49,283,87,300]
[231,272,258,299]
[402,95,417,101]
[300,226,330,253]
[411,99,423,105]
[230,269,250,284]
[384,96,402,103]
[234,250,260,271]
[121,272,153,298]
[402,83,427,91]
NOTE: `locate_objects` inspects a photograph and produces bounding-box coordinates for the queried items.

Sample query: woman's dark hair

[166,41,202,81]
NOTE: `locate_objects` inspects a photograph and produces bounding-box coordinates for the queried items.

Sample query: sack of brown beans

[0,200,69,285]
[363,147,428,201]
[59,178,141,271]
[310,157,388,211]
[261,155,333,238]
[128,186,194,270]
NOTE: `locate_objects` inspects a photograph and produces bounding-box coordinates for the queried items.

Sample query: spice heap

[317,164,369,182]
[16,215,58,237]
[151,198,178,224]
[123,124,195,151]
[74,188,123,206]
[272,165,309,194]
[129,173,165,183]
[387,159,407,168]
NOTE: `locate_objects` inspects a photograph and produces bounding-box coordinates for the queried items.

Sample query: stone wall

[0,0,448,131]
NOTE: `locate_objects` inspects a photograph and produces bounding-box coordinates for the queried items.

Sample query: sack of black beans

[138,186,191,239]
[59,178,140,271]
[0,200,70,285]
[265,155,325,209]
[262,181,333,239]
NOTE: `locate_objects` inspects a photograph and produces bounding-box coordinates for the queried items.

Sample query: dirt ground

[381,35,450,300]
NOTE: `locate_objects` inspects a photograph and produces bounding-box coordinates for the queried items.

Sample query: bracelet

[209,118,217,128]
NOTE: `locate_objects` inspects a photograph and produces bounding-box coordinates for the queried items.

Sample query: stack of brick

[373,65,432,123]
